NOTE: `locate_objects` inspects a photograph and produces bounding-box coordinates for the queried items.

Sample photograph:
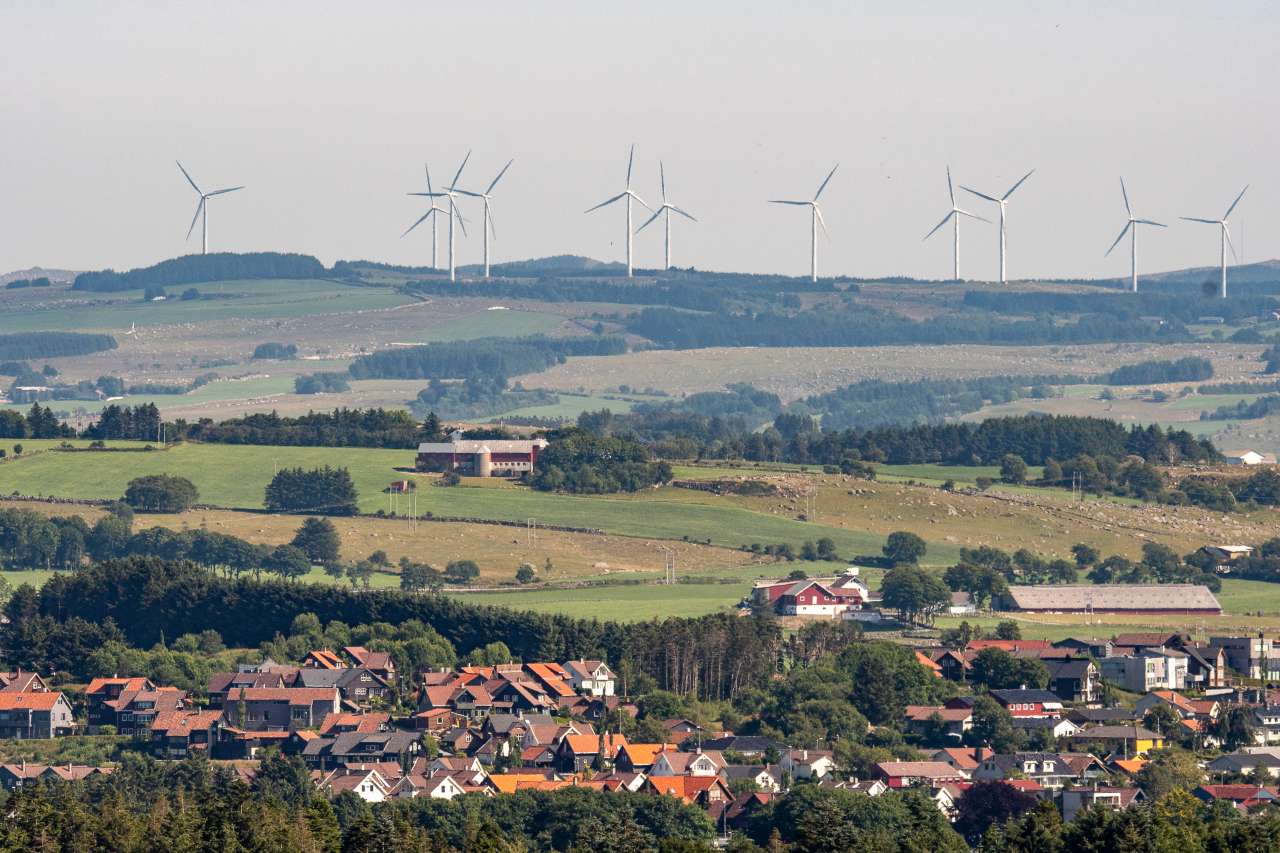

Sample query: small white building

[562,660,616,697]
[1225,450,1277,466]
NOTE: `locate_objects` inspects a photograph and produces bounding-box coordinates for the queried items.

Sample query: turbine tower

[451,159,513,278]
[401,164,448,269]
[769,164,838,282]
[922,166,988,280]
[961,169,1035,284]
[410,152,470,281]
[1105,178,1166,293]
[176,161,244,255]
[1182,186,1248,299]
[585,145,652,277]
[636,162,697,270]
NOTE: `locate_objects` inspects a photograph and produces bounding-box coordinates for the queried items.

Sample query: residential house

[779,749,835,781]
[903,705,972,740]
[561,660,616,697]
[150,710,223,758]
[873,761,967,789]
[699,735,783,759]
[926,649,970,682]
[649,749,726,778]
[1099,654,1166,693]
[390,773,469,800]
[1194,784,1280,809]
[972,753,1082,791]
[988,688,1064,719]
[929,747,990,778]
[723,765,783,793]
[0,692,75,739]
[1067,707,1139,728]
[319,767,393,803]
[206,670,290,706]
[1184,644,1228,689]
[1053,637,1112,659]
[1254,707,1280,745]
[1069,725,1164,758]
[614,742,674,774]
[0,763,110,790]
[0,671,49,693]
[1210,636,1280,681]
[303,650,344,670]
[1043,658,1100,704]
[1062,787,1145,822]
[644,774,733,808]
[219,687,340,732]
[98,688,187,738]
[84,677,155,730]
[343,647,397,686]
[1134,691,1219,725]
[556,733,627,773]
[1011,716,1080,741]
[1207,751,1280,778]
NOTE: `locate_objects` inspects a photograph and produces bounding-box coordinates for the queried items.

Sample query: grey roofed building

[1006,584,1221,615]
[700,735,785,756]
[1207,751,1280,775]
[1068,708,1138,726]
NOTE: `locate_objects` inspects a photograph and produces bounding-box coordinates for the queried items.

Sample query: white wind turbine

[1182,186,1248,299]
[1105,178,1166,293]
[176,161,244,255]
[961,169,1035,284]
[636,162,697,270]
[451,159,513,279]
[401,164,449,270]
[410,152,471,281]
[585,145,652,277]
[922,166,989,280]
[769,164,838,283]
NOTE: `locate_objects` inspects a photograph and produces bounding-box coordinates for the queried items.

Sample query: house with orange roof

[150,709,223,758]
[0,691,75,739]
[303,650,343,670]
[614,742,674,774]
[915,651,943,677]
[85,677,154,730]
[488,772,555,794]
[219,687,340,732]
[101,688,188,737]
[557,733,628,773]
[343,646,397,686]
[319,711,391,736]
[643,774,732,807]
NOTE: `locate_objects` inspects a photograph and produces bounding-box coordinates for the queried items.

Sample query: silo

[475,445,492,478]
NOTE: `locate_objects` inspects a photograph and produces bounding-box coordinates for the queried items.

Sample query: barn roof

[1007,584,1221,613]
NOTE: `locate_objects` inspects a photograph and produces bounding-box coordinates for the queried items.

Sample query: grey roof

[1012,717,1069,730]
[723,765,769,781]
[293,669,347,689]
[1208,752,1280,772]
[1044,659,1095,679]
[701,735,783,753]
[1074,725,1160,740]
[1068,708,1137,724]
[1007,584,1221,613]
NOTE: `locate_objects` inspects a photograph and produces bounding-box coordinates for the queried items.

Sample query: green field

[448,580,755,620]
[0,280,414,333]
[0,442,908,558]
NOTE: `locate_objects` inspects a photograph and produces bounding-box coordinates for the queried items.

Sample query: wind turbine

[1105,178,1166,293]
[451,159,513,278]
[769,164,838,282]
[1182,186,1248,299]
[401,164,448,270]
[410,152,470,281]
[176,161,244,255]
[636,162,697,270]
[585,145,652,277]
[961,169,1035,284]
[922,166,989,280]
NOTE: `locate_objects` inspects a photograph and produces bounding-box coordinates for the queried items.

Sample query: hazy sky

[2,2,1276,281]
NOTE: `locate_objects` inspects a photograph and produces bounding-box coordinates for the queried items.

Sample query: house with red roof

[873,761,967,789]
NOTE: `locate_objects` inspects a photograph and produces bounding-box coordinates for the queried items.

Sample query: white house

[391,773,468,800]
[780,749,837,781]
[1225,450,1277,466]
[562,660,616,697]
[649,750,726,777]
[324,769,391,803]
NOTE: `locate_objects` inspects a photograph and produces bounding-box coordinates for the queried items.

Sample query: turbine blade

[1224,224,1237,261]
[813,205,830,239]
[452,198,468,237]
[425,163,434,196]
[401,208,436,238]
[1136,219,1166,227]
[1224,185,1249,219]
[961,186,999,203]
[814,163,839,200]
[1180,216,1220,224]
[955,208,991,223]
[946,166,955,206]
[923,210,955,241]
[206,186,244,196]
[1002,169,1035,200]
[1104,221,1132,256]
[451,151,471,190]
[670,205,697,222]
[185,198,205,240]
[768,199,809,206]
[629,192,653,213]
[626,144,635,188]
[486,159,513,195]
[450,188,484,198]
[660,161,667,202]
[585,192,627,214]
[488,205,497,240]
[1120,177,1131,217]
[636,208,662,233]
[176,161,202,195]
[408,191,447,198]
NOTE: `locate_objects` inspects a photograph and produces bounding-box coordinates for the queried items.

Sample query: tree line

[72,251,326,292]
[1102,356,1214,385]
[348,335,627,382]
[0,331,117,360]
[625,305,1187,349]
[962,288,1278,324]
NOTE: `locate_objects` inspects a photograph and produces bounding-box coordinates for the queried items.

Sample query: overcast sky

[1,2,1276,281]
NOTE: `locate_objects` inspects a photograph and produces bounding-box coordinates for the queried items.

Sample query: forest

[348,335,627,382]
[962,289,1278,324]
[71,252,327,292]
[0,331,117,360]
[625,305,1187,349]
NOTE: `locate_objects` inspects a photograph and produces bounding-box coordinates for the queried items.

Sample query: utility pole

[657,545,675,584]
